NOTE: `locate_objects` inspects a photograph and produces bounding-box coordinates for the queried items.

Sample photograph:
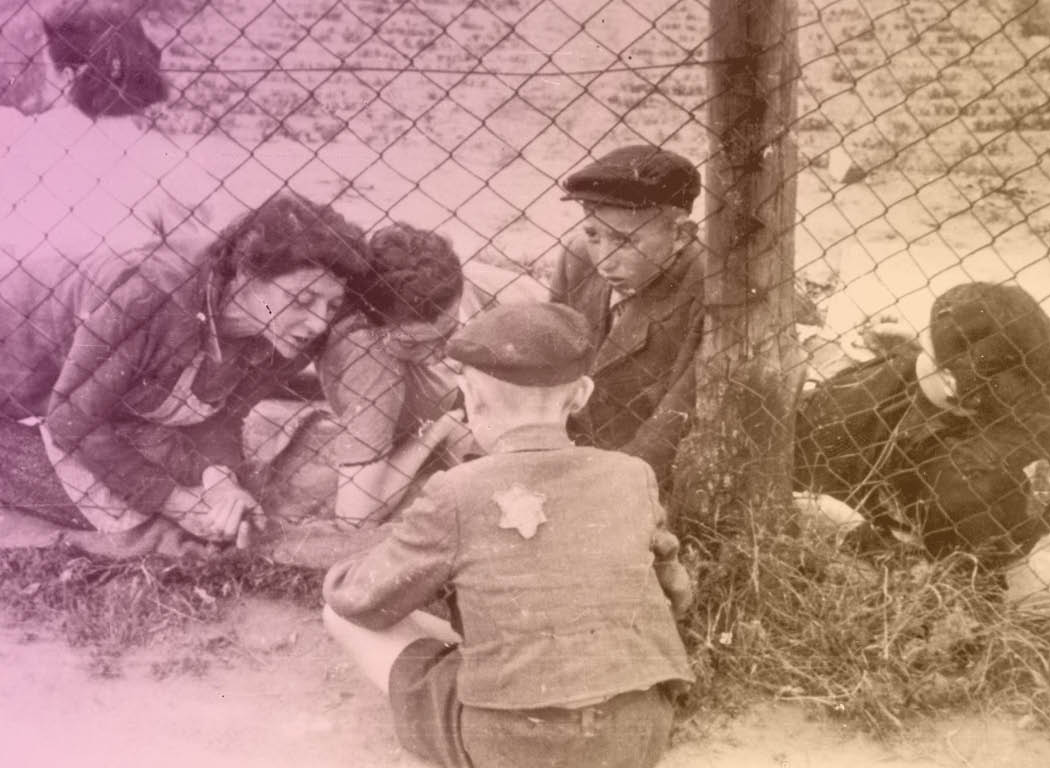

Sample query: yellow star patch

[492,484,548,539]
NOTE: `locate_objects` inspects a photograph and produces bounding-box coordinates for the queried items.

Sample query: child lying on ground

[322,302,695,768]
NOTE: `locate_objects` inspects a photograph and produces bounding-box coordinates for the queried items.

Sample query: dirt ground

[2,596,1049,768]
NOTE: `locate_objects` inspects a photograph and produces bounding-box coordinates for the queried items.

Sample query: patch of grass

[0,546,322,666]
[678,518,1050,737]
[150,654,212,680]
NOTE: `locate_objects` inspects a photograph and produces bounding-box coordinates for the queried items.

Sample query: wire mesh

[0,0,1048,608]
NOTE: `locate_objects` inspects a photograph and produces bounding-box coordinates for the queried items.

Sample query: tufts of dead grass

[0,545,322,665]
[678,517,1050,736]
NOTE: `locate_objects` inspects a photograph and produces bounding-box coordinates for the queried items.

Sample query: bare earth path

[3,597,1050,768]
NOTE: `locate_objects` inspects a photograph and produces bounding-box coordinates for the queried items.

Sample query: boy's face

[581,205,684,294]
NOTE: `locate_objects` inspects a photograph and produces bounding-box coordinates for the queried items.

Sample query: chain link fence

[789,0,1050,610]
[3,0,1050,715]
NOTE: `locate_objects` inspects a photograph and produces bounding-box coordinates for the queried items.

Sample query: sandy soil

[0,598,424,768]
[3,597,1049,768]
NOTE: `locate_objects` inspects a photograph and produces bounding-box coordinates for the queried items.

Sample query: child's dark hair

[206,194,371,297]
[931,282,1050,416]
[931,283,1050,377]
[43,5,168,117]
[363,224,464,324]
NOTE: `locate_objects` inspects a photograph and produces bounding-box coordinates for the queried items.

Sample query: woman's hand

[165,466,264,544]
[333,410,475,528]
[420,410,475,462]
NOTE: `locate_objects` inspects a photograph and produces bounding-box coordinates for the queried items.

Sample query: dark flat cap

[561,145,702,213]
[447,303,594,386]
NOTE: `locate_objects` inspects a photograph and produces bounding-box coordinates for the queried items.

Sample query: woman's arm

[47,270,203,509]
[47,267,257,541]
[320,320,424,524]
[335,412,470,526]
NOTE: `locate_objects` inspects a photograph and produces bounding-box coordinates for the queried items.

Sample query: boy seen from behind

[323,302,695,768]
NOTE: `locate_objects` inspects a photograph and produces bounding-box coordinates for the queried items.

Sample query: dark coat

[795,349,1050,566]
[550,235,704,486]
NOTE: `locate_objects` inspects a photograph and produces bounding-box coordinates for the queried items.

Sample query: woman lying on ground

[0,193,369,558]
[796,282,1050,569]
[245,223,473,544]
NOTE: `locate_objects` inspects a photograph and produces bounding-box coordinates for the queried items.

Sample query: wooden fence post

[672,0,804,543]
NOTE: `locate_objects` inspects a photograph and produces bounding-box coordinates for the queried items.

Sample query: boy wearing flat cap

[551,144,705,490]
[323,303,694,768]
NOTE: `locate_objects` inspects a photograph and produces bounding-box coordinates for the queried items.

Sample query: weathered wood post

[672,0,804,544]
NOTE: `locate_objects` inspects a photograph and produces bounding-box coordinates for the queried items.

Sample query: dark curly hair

[205,194,371,300]
[363,224,464,325]
[930,282,1050,417]
[43,4,168,117]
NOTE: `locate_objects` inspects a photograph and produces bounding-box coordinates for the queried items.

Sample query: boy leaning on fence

[550,145,706,492]
[322,302,695,768]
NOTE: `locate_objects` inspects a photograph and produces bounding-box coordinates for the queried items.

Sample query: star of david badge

[492,484,548,539]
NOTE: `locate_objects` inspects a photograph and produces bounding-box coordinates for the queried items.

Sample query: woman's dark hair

[43,5,168,117]
[206,194,371,296]
[931,282,1050,415]
[363,224,464,325]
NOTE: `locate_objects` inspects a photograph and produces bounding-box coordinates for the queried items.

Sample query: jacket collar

[631,241,701,304]
[489,424,575,454]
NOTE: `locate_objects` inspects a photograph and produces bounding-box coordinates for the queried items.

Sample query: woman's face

[233,267,345,358]
[382,301,461,363]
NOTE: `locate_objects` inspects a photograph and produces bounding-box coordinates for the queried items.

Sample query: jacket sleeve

[323,472,458,630]
[622,296,704,486]
[643,463,694,618]
[46,270,206,512]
